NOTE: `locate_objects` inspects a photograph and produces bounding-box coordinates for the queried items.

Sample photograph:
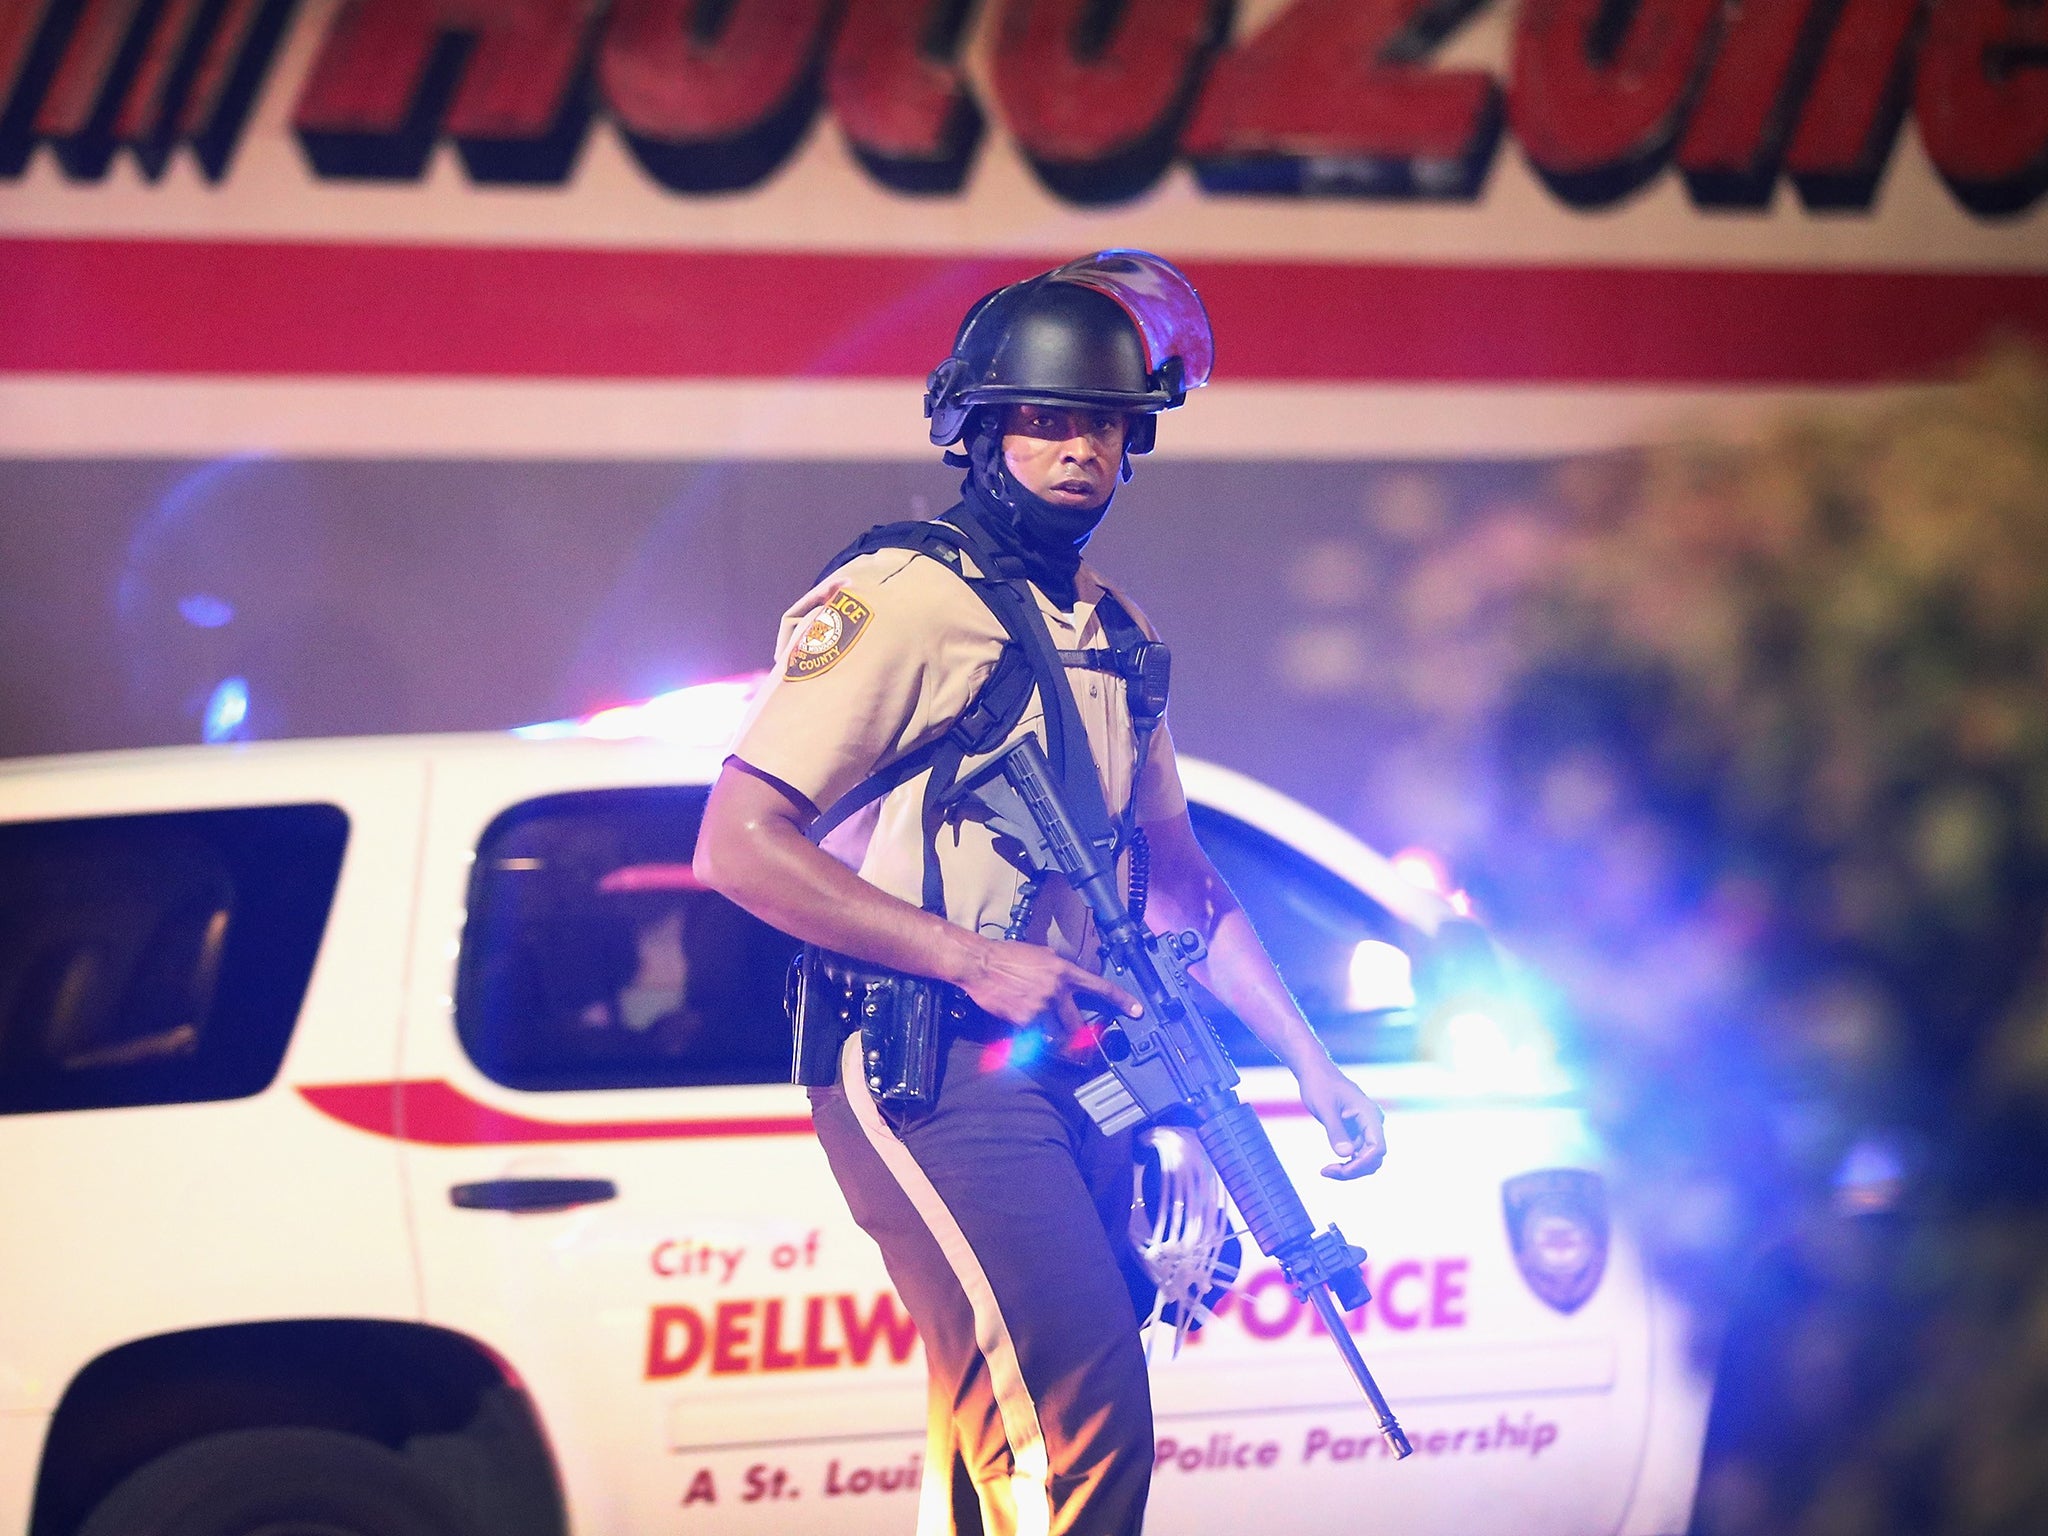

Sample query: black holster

[787,946,958,1116]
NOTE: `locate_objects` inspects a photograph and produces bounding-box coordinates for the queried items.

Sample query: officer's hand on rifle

[1298,1059,1387,1180]
[1136,809,1391,1180]
[958,937,1141,1038]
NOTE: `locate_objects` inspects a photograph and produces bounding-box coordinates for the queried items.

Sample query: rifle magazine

[1077,1070,1145,1134]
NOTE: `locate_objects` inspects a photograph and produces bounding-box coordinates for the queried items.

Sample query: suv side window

[1187,805,1421,1065]
[457,788,801,1092]
[0,805,350,1115]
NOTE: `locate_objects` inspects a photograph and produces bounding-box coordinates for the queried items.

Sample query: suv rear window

[0,804,349,1114]
[457,789,801,1092]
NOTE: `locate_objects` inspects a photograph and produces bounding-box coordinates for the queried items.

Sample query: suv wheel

[78,1427,484,1536]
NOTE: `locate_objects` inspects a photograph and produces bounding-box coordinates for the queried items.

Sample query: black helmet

[925,250,1213,457]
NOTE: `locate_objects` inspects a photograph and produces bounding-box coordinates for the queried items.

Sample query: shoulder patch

[785,590,873,680]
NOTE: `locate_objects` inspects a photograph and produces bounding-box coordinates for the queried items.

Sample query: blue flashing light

[1442,1010,1518,1076]
[1834,1134,1906,1214]
[177,593,236,629]
[202,676,250,743]
[1434,1002,1571,1095]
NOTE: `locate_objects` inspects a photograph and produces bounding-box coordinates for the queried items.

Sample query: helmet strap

[964,414,1021,511]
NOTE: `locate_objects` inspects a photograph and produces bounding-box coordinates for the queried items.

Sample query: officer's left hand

[1297,1062,1387,1180]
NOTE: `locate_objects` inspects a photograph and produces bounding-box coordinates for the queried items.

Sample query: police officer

[695,252,1386,1536]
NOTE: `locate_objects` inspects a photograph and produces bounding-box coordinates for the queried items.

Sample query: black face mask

[955,426,1115,609]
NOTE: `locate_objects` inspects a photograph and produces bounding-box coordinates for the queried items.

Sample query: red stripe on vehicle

[3,237,2044,385]
[297,1079,814,1145]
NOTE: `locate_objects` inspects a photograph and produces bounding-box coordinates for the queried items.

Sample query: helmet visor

[1047,250,1214,392]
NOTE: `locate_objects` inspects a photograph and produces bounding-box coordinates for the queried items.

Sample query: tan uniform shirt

[730,542,1186,969]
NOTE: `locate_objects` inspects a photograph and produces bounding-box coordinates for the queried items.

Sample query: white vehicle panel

[374,742,1660,1534]
[1140,1081,1648,1536]
[391,750,913,1533]
[0,730,1704,1535]
[1616,1281,1715,1536]
[0,751,424,1425]
[0,1414,41,1536]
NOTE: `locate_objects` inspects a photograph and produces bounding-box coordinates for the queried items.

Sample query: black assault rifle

[963,735,1414,1458]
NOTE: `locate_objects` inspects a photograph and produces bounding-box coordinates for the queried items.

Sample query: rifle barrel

[1306,1287,1414,1458]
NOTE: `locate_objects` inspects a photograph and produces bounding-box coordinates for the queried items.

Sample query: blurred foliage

[1390,347,2048,1534]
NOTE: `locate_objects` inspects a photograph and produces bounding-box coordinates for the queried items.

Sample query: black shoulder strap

[935,515,1118,848]
[803,516,1120,916]
[1091,592,1166,720]
[812,519,967,587]
[1092,591,1145,661]
[1089,588,1170,821]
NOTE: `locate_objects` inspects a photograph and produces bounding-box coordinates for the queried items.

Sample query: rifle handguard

[1195,1103,1315,1257]
[1195,1104,1373,1313]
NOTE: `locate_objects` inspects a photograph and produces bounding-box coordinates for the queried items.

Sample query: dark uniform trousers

[810,1027,1153,1536]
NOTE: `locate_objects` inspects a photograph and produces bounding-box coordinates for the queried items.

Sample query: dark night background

[0,452,1546,856]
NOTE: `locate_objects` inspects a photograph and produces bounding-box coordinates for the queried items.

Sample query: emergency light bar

[513,675,766,748]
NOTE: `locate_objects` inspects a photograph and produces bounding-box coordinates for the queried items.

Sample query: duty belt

[788,948,983,1115]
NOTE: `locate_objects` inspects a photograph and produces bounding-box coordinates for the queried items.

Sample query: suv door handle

[449,1178,618,1213]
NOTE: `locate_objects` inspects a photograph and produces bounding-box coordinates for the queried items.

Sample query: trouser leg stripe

[839,1034,1054,1536]
[916,1377,957,1536]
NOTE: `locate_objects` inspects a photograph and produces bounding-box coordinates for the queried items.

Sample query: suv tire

[77,1426,485,1536]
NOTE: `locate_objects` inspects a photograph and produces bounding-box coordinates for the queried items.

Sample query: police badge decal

[1502,1169,1609,1315]
[785,590,872,680]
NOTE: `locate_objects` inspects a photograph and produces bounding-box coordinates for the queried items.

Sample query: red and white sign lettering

[3,0,2044,214]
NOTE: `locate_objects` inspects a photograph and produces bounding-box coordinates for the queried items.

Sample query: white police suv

[0,681,1710,1536]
